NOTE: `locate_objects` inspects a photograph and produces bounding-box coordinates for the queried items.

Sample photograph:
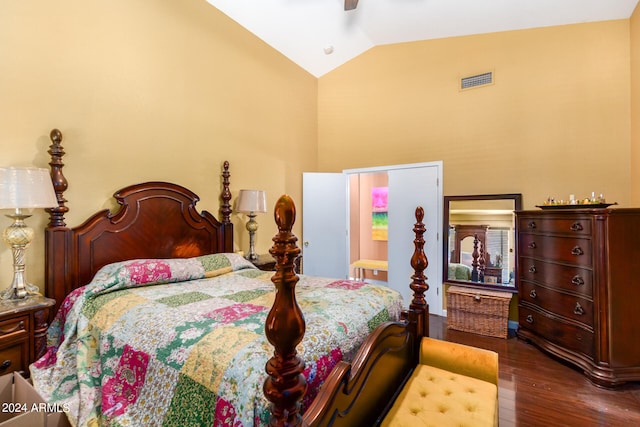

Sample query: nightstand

[251,254,277,271]
[0,295,55,377]
[251,254,302,273]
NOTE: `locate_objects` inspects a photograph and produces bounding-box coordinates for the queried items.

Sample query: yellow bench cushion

[381,364,498,427]
[419,337,499,387]
[351,259,388,270]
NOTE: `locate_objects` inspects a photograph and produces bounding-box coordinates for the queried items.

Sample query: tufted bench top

[381,337,499,427]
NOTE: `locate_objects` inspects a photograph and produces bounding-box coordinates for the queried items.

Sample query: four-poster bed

[33,129,426,426]
[33,127,495,427]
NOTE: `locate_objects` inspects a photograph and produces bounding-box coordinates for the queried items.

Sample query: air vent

[460,72,493,90]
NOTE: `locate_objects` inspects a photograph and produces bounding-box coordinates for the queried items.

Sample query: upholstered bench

[381,337,499,427]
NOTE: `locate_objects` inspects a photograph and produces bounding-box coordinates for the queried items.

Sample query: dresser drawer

[519,234,592,266]
[519,259,593,297]
[518,216,592,236]
[0,341,27,374]
[519,305,594,357]
[0,315,28,343]
[519,282,593,327]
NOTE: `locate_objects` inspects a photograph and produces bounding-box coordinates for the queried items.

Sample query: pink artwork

[372,187,388,241]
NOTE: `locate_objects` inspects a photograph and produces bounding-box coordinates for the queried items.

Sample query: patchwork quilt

[30,253,403,427]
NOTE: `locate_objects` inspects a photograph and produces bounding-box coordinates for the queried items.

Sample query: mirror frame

[443,193,522,292]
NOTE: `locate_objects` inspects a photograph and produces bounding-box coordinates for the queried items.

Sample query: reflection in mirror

[443,194,522,292]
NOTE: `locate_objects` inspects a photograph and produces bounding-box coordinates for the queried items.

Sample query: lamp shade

[237,189,267,214]
[0,167,58,209]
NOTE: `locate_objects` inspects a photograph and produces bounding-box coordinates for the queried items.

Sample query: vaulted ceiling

[206,0,639,77]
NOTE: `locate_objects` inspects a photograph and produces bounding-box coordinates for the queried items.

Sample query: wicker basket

[446,286,511,338]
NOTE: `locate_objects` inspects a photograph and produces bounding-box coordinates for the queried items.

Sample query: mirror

[443,194,522,292]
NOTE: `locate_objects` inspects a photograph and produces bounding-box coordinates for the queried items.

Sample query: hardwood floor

[429,315,640,427]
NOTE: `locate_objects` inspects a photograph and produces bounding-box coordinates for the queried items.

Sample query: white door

[387,164,443,315]
[301,173,349,278]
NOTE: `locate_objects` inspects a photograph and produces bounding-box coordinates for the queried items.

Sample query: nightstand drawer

[0,315,28,343]
[0,341,27,374]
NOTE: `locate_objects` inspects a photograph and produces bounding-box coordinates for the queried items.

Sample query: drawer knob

[0,360,11,371]
[571,246,584,256]
[528,221,537,229]
[529,266,537,273]
[571,275,585,286]
[570,222,583,231]
[529,289,537,299]
[0,320,25,335]
[574,302,585,316]
[528,242,537,249]
[526,314,534,324]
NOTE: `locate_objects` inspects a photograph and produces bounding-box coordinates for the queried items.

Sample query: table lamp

[237,189,267,262]
[0,167,58,300]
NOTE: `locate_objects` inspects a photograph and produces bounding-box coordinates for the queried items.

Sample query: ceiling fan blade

[344,0,359,11]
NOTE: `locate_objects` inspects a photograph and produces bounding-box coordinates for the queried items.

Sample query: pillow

[198,252,256,278]
[84,253,257,296]
[448,263,472,280]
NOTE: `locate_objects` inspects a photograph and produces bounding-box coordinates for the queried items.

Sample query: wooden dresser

[516,208,640,387]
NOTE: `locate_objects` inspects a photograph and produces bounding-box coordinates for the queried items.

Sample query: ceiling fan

[345,0,359,11]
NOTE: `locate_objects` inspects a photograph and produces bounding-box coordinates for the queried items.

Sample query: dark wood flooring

[429,315,640,427]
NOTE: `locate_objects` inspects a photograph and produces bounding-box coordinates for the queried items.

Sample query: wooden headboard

[44,129,234,312]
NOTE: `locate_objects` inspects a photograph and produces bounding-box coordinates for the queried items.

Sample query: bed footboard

[303,313,421,426]
[299,207,429,427]
[264,203,428,426]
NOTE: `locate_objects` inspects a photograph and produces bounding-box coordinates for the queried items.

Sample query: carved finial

[478,242,485,282]
[264,195,306,426]
[407,206,429,337]
[471,233,480,282]
[47,128,68,227]
[220,161,232,224]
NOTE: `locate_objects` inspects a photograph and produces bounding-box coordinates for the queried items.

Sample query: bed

[31,129,406,426]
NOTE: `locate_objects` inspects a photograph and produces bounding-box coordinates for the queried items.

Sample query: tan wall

[318,21,632,210]
[632,4,640,205]
[0,0,318,292]
[2,2,637,300]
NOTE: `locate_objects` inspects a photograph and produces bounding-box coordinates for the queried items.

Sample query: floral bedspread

[30,253,403,427]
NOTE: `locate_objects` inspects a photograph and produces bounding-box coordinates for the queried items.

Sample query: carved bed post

[219,161,234,252]
[408,206,429,338]
[471,233,480,282]
[45,129,71,314]
[264,195,306,426]
[478,242,486,282]
[47,129,68,227]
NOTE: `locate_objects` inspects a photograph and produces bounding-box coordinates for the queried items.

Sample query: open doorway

[349,172,388,284]
[302,161,443,314]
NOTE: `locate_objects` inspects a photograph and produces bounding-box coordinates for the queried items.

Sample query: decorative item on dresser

[516,207,640,387]
[0,295,55,376]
